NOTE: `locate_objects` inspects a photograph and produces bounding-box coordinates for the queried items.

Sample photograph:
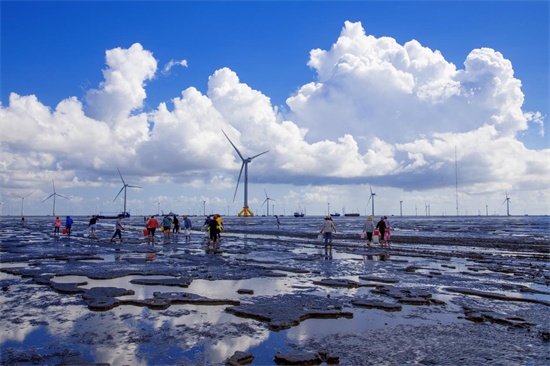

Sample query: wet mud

[1,215,549,365]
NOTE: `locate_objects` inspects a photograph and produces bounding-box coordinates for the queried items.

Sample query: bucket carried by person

[143,230,149,236]
[62,229,67,234]
[373,230,380,244]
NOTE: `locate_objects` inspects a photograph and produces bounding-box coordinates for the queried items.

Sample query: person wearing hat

[320,216,337,247]
[362,216,375,247]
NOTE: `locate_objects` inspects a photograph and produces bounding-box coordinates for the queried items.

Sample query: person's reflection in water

[379,253,390,261]
[363,254,374,261]
[324,245,333,260]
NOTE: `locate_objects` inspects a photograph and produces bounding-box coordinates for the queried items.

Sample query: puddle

[1,215,549,365]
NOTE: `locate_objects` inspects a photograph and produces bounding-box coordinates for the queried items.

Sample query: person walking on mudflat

[53,217,62,237]
[207,217,220,248]
[383,215,392,248]
[110,215,125,243]
[376,217,386,247]
[162,216,171,239]
[173,215,180,235]
[183,216,192,243]
[88,216,98,238]
[146,215,159,244]
[320,216,337,247]
[363,216,375,247]
[65,216,74,238]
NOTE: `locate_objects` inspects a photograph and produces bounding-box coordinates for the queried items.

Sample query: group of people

[145,215,192,243]
[53,216,74,237]
[363,215,392,248]
[319,215,393,249]
[203,215,223,248]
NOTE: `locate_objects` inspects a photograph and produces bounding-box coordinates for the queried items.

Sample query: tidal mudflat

[1,215,549,365]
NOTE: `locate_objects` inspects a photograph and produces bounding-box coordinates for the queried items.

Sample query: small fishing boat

[330,212,341,217]
[293,211,305,217]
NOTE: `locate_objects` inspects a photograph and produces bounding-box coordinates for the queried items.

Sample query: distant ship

[344,213,360,217]
[293,211,305,217]
[93,212,131,219]
[330,212,341,217]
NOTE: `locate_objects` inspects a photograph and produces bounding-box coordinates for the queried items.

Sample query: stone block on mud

[313,278,360,288]
[225,294,353,331]
[50,281,88,294]
[352,299,402,312]
[130,277,192,287]
[359,276,399,284]
[227,351,254,365]
[237,289,254,295]
[153,291,240,306]
[82,287,135,311]
[274,351,322,365]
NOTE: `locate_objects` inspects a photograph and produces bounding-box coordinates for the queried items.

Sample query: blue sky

[1,1,549,217]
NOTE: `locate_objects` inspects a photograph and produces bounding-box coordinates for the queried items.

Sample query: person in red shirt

[146,216,160,244]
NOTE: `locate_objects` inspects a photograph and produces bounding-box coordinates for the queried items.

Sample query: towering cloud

[1,22,547,209]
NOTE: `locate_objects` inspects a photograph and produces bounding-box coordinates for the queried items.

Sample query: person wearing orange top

[146,216,160,244]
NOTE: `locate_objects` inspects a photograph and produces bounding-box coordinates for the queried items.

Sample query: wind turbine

[42,180,69,216]
[366,185,376,216]
[223,130,269,217]
[502,192,511,216]
[0,202,4,216]
[11,192,33,216]
[262,189,274,216]
[113,168,141,217]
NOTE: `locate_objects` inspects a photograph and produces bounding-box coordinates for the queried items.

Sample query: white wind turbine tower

[11,192,33,217]
[262,189,274,216]
[366,185,376,216]
[42,180,69,216]
[502,192,511,216]
[113,168,142,217]
[223,130,269,217]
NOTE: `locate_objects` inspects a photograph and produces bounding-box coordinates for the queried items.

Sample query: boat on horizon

[93,212,131,219]
[344,213,360,217]
[330,212,341,217]
[293,211,305,217]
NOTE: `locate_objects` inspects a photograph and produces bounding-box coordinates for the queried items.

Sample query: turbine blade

[366,195,372,206]
[127,185,142,189]
[261,198,268,207]
[113,187,125,202]
[42,194,54,203]
[222,130,245,161]
[117,168,126,185]
[233,163,245,202]
[57,194,70,200]
[11,193,22,199]
[25,191,34,198]
[264,188,268,199]
[369,185,373,195]
[249,150,269,160]
[52,179,56,193]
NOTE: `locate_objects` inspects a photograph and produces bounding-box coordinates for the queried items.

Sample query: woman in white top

[363,216,375,246]
[320,217,337,246]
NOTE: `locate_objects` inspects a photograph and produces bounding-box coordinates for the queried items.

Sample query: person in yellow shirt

[215,215,223,242]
